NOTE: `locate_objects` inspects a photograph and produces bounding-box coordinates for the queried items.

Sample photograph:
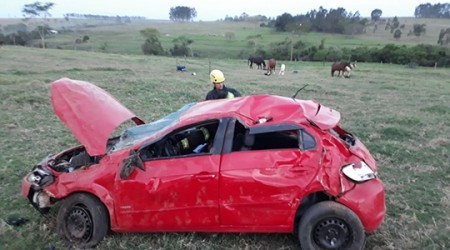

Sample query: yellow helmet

[210,69,225,83]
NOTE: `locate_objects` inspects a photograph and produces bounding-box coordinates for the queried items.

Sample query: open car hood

[51,78,144,156]
[299,100,340,130]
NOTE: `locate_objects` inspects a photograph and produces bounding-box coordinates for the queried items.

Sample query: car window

[139,120,219,160]
[251,131,299,150]
[301,130,316,150]
[112,102,196,152]
[231,121,300,151]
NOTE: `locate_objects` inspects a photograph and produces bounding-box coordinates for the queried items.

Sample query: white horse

[343,62,357,78]
[279,64,286,75]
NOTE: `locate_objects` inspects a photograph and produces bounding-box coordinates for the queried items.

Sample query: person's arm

[205,91,213,100]
[230,88,241,97]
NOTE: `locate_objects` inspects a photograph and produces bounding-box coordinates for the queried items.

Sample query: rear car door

[219,120,321,228]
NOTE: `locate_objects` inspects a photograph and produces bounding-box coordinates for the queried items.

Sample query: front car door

[114,119,227,232]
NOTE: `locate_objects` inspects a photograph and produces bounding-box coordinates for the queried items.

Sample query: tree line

[414,3,450,18]
[269,7,367,35]
[63,13,146,22]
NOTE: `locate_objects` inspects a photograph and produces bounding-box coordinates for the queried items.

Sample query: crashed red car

[22,78,385,249]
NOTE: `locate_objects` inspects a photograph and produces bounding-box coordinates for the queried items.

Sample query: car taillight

[342,161,376,182]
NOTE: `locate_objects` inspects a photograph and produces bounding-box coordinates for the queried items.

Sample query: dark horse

[331,62,356,77]
[248,56,266,69]
[265,58,276,75]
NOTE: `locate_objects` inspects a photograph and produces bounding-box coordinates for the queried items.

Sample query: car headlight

[342,161,376,182]
[27,166,55,189]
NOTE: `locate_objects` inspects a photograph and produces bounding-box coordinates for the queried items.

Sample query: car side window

[231,121,300,151]
[140,120,219,160]
[301,130,316,150]
[250,130,299,150]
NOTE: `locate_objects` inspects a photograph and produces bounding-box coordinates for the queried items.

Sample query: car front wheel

[298,201,365,250]
[56,193,109,248]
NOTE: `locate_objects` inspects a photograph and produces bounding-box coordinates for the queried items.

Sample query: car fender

[52,184,118,229]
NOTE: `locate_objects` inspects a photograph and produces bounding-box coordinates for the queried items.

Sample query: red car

[22,78,386,249]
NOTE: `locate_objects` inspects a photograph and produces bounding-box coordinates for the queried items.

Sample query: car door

[114,120,226,231]
[219,121,321,228]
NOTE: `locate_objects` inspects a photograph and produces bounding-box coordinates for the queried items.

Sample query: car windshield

[111,102,196,151]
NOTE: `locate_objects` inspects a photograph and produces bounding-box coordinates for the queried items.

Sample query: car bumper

[21,174,32,198]
[22,173,54,213]
[337,178,386,233]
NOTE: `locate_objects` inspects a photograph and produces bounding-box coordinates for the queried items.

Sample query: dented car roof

[181,95,340,130]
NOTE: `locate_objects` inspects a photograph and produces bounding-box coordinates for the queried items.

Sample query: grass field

[2,17,449,58]
[0,44,449,249]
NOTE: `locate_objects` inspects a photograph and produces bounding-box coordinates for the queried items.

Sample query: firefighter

[205,69,241,100]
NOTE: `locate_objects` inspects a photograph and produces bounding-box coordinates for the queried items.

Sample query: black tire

[56,193,109,248]
[298,201,365,250]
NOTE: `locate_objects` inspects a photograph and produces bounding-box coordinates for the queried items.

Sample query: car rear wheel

[56,193,109,248]
[298,201,365,250]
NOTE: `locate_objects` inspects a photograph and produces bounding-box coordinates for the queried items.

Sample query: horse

[265,58,276,76]
[248,56,266,70]
[331,62,356,78]
[279,64,286,75]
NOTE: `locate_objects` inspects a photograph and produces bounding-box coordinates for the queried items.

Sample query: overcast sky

[0,0,444,20]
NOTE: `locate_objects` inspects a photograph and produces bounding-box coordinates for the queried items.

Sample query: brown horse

[265,58,276,75]
[248,56,266,69]
[331,62,356,77]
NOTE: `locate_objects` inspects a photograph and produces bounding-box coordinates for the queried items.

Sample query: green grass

[0,37,449,249]
[2,17,448,58]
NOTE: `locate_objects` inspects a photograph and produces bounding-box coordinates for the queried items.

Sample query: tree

[169,6,197,22]
[22,1,54,48]
[393,29,402,40]
[371,9,382,22]
[139,28,165,55]
[274,13,294,32]
[412,23,426,37]
[170,36,193,56]
[437,28,450,45]
[390,16,400,33]
[2,23,29,45]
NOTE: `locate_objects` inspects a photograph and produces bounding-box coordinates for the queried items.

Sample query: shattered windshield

[111,102,196,151]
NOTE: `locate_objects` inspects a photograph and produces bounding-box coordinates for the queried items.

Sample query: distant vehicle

[22,78,386,249]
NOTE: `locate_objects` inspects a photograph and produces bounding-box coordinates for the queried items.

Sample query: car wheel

[56,193,109,248]
[298,201,365,250]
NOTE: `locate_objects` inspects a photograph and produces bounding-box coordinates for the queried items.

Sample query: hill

[1,17,449,59]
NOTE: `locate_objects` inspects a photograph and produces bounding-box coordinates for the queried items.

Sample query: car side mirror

[120,150,145,180]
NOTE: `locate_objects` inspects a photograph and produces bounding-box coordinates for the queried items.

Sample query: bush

[141,37,165,55]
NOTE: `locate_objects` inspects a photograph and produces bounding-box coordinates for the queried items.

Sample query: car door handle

[194,173,216,181]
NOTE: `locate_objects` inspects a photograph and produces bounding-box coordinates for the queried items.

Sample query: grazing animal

[331,62,356,78]
[265,58,276,76]
[248,56,266,69]
[279,64,286,75]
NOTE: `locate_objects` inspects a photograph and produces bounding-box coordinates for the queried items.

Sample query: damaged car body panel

[22,78,386,249]
[51,78,144,156]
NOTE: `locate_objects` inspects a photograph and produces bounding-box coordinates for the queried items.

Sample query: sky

[0,0,445,20]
